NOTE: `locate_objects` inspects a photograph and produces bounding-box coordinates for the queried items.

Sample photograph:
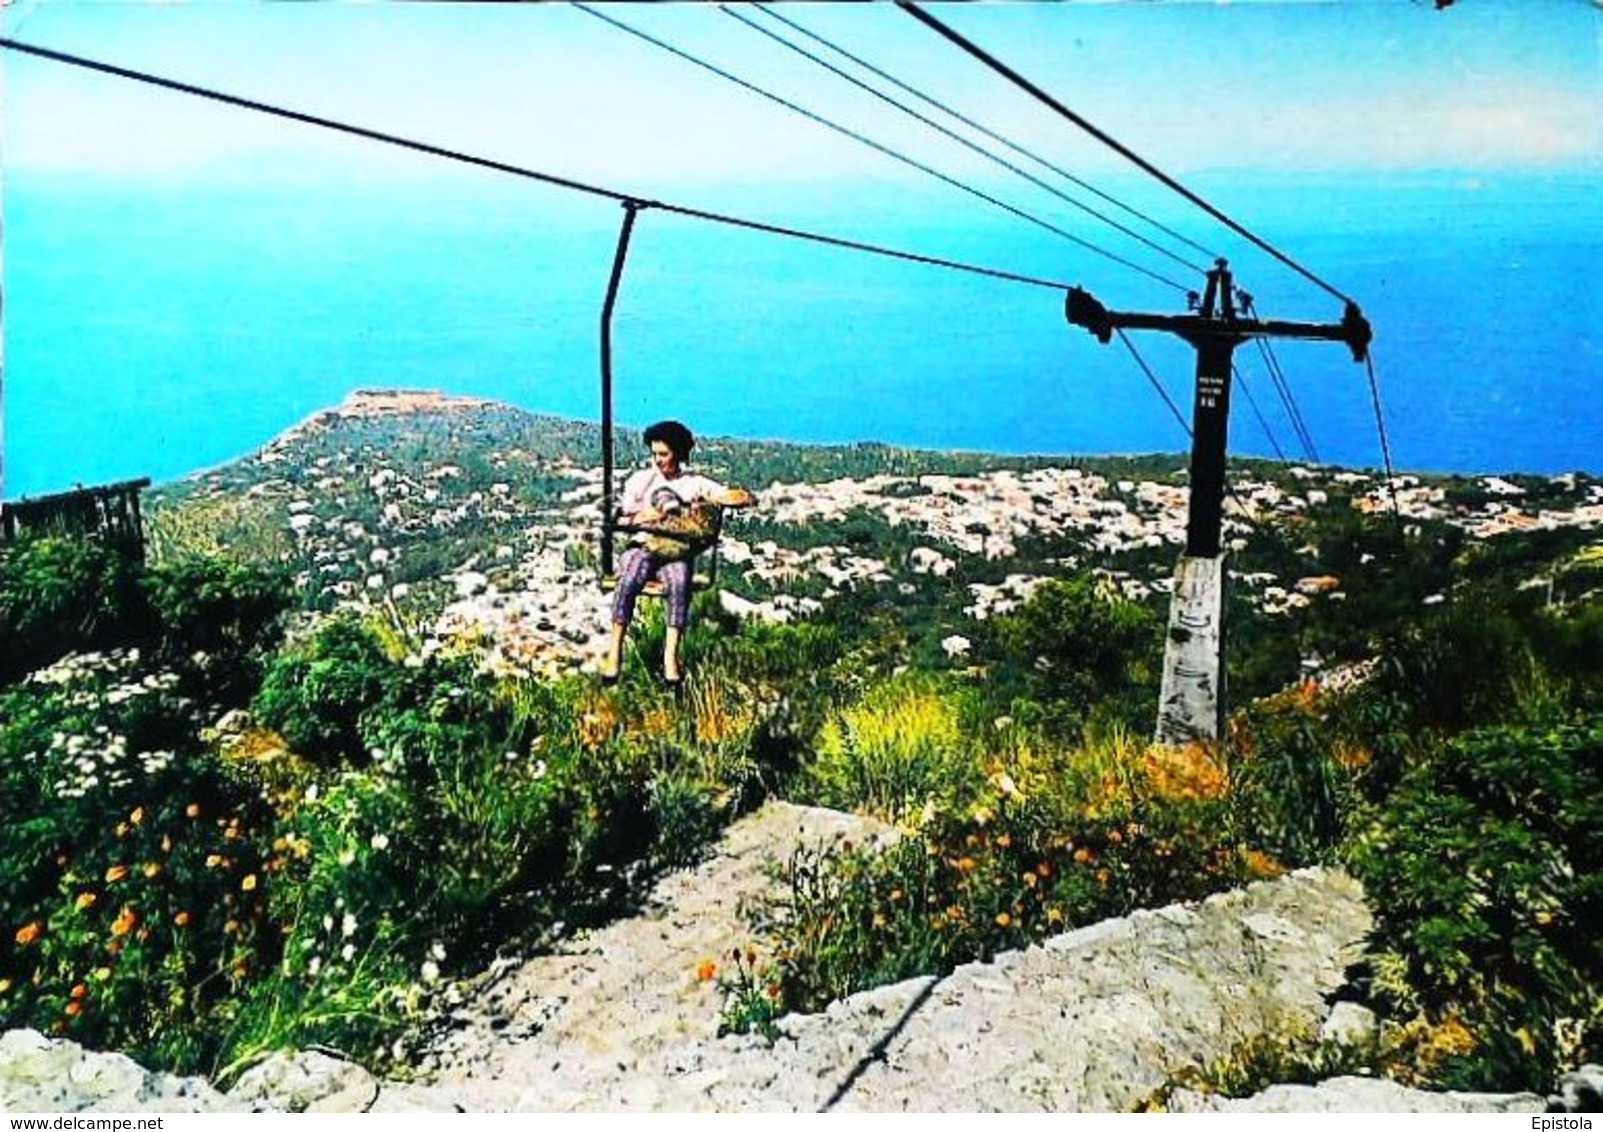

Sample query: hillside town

[161,394,1603,682]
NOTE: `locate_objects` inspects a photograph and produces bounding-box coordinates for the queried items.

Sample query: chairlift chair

[595,199,724,598]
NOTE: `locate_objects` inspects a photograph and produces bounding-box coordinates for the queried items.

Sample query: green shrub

[981,575,1160,736]
[1344,718,1603,1091]
[0,535,150,685]
[798,674,983,823]
[253,616,393,766]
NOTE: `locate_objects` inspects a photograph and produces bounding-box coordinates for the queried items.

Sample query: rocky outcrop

[1170,1077,1544,1113]
[0,1029,238,1113]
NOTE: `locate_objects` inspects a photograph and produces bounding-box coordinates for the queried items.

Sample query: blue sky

[5,1,1598,191]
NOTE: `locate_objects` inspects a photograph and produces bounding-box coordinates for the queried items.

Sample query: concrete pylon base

[1155,554,1228,745]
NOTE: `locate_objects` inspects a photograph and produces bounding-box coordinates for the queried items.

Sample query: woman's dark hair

[644,419,695,461]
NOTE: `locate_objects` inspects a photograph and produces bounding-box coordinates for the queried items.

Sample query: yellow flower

[142,862,162,879]
[205,854,223,868]
[92,967,112,982]
[0,978,12,993]
[995,912,1012,927]
[74,892,97,912]
[130,807,145,825]
[1022,871,1038,888]
[955,856,977,873]
[241,874,258,892]
[1046,907,1065,924]
[110,907,138,937]
[104,865,129,884]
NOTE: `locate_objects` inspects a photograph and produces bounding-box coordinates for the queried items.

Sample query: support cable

[1231,364,1290,463]
[1252,336,1318,463]
[749,2,1219,264]
[0,35,1074,293]
[1239,296,1319,463]
[1115,329,1190,441]
[1364,351,1405,528]
[895,1,1358,307]
[575,2,1189,293]
[721,3,1209,279]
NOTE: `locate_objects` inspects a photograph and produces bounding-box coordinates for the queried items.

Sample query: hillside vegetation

[3,392,1599,1100]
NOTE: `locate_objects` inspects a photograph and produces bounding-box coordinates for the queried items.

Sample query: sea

[4,168,1599,500]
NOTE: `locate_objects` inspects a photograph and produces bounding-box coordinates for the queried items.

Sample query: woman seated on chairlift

[601,419,754,686]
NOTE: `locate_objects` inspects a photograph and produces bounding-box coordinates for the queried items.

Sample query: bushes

[0,650,278,1072]
[797,674,982,823]
[980,575,1161,737]
[0,535,148,684]
[1344,719,1603,1091]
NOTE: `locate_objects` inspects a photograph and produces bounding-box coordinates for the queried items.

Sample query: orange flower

[1073,847,1094,865]
[75,892,97,912]
[173,911,191,927]
[110,907,138,937]
[15,922,42,946]
[64,1001,82,1018]
[1095,868,1112,885]
[1022,871,1038,888]
[104,865,129,883]
[955,856,977,873]
[1036,861,1051,877]
[696,960,718,982]
[70,983,89,1000]
[1108,829,1123,845]
[185,803,201,818]
[995,912,1012,927]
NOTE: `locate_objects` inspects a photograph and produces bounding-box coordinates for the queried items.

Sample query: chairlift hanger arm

[1066,284,1372,362]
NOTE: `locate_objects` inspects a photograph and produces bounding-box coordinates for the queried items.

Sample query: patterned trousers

[612,548,693,629]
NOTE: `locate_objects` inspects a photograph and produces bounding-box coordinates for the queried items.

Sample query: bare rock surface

[1169,1076,1545,1113]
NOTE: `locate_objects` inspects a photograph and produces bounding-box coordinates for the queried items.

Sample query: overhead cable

[1231,365,1289,463]
[1241,298,1320,463]
[1364,352,1404,525]
[574,3,1190,293]
[895,1,1358,308]
[721,3,1209,279]
[0,35,1073,292]
[1116,329,1191,441]
[748,2,1218,264]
